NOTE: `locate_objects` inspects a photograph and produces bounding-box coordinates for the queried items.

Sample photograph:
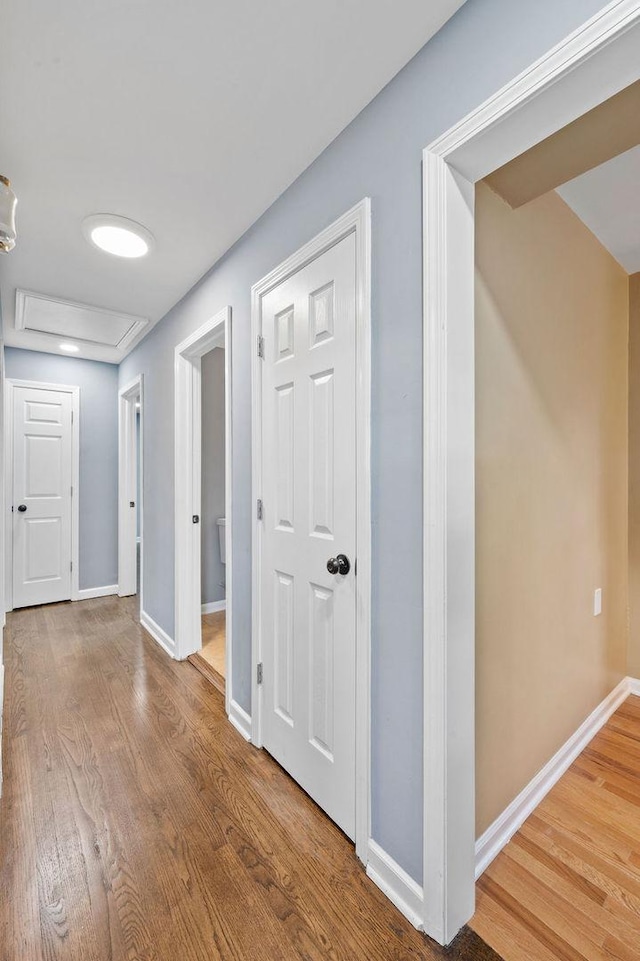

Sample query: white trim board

[140,609,176,659]
[422,0,640,945]
[251,198,371,865]
[366,841,424,932]
[475,677,640,879]
[4,378,80,610]
[118,375,144,604]
[201,599,226,614]
[76,585,119,601]
[228,699,252,742]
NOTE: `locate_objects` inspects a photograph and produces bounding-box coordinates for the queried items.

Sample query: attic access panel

[15,290,148,350]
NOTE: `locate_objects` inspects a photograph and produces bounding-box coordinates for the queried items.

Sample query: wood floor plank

[0,596,501,961]
[472,886,560,961]
[472,697,640,961]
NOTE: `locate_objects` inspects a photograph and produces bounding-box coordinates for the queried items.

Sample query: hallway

[0,596,498,961]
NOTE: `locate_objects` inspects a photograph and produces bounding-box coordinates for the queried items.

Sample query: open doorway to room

[468,85,640,960]
[174,307,233,712]
[118,375,143,609]
[190,345,227,695]
[420,12,640,945]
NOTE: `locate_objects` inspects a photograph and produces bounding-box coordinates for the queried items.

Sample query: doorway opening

[174,307,233,714]
[190,345,228,696]
[420,4,640,946]
[118,375,143,608]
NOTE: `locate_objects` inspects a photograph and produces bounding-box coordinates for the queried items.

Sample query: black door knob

[327,554,350,576]
[17,504,27,513]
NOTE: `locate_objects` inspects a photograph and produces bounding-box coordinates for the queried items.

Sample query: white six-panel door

[260,233,357,839]
[12,385,73,608]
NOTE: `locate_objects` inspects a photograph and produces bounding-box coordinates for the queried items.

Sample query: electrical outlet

[594,588,602,617]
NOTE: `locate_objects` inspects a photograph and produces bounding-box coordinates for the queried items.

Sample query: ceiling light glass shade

[0,175,17,253]
[82,214,154,259]
[59,343,80,353]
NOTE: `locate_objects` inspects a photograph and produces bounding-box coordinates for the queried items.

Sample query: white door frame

[118,375,144,602]
[174,307,233,707]
[4,378,80,611]
[422,0,640,945]
[251,199,371,863]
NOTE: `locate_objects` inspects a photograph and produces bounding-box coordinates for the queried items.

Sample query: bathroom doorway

[174,307,233,712]
[191,345,227,695]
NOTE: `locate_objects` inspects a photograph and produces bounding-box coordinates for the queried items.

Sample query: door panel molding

[4,378,79,611]
[251,198,371,863]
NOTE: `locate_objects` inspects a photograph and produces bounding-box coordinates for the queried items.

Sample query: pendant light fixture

[0,175,17,253]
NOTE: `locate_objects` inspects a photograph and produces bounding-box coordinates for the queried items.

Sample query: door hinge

[257,662,263,685]
[71,486,73,498]
[71,410,74,425]
[257,334,265,359]
[256,498,263,520]
[70,560,73,572]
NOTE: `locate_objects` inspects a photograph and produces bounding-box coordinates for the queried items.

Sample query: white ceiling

[0,0,465,363]
[557,144,640,275]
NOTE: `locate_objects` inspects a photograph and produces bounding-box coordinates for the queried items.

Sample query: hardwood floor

[471,695,640,961]
[0,595,499,961]
[200,610,226,677]
[188,612,226,695]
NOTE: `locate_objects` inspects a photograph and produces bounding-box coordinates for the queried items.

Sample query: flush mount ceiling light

[82,214,154,259]
[0,175,17,253]
[59,343,80,353]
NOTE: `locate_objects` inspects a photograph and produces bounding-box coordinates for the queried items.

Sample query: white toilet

[216,517,226,564]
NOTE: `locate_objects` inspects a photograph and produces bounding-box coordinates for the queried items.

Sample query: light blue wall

[5,347,118,592]
[120,0,610,883]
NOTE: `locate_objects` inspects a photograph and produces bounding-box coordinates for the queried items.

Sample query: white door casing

[421,0,640,946]
[252,199,371,859]
[118,375,143,600]
[11,384,74,608]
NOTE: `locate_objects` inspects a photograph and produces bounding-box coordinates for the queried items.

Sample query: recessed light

[82,214,154,259]
[59,343,80,353]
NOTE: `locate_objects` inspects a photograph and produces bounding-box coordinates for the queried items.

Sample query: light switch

[594,588,602,617]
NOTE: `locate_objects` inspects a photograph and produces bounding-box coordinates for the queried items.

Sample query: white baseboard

[228,698,251,741]
[628,676,640,697]
[201,599,226,615]
[475,676,639,879]
[366,840,424,930]
[75,584,119,601]
[140,609,176,658]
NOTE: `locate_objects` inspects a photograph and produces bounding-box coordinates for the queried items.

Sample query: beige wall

[629,275,640,677]
[485,80,640,209]
[475,183,629,836]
